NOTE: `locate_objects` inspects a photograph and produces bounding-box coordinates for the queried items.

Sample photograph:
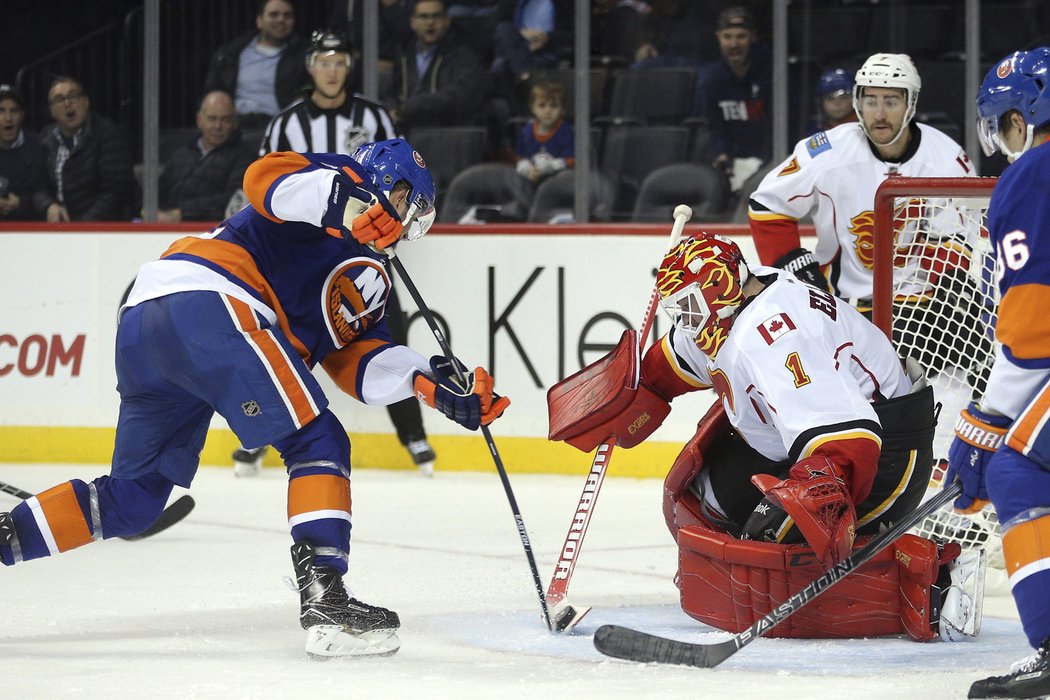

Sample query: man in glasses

[40,76,135,222]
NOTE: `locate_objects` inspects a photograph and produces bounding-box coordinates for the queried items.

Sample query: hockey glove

[749,457,857,567]
[946,402,1010,514]
[774,248,832,293]
[321,178,404,249]
[413,356,510,431]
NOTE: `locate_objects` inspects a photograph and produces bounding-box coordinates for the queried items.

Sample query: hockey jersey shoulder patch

[757,312,797,345]
[323,257,391,348]
[805,132,832,157]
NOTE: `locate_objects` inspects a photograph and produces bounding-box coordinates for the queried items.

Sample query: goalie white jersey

[749,122,976,300]
[661,267,912,462]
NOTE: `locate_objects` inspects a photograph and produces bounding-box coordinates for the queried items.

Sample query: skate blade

[304,625,401,659]
[551,602,591,634]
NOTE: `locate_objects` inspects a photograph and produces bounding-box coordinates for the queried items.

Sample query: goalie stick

[547,205,693,634]
[0,480,195,541]
[385,248,553,632]
[593,481,963,667]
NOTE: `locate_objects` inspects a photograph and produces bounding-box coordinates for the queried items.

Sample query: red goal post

[872,175,1005,567]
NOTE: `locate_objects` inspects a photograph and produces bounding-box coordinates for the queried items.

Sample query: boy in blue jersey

[0,139,508,658]
[514,79,575,185]
[945,48,1050,699]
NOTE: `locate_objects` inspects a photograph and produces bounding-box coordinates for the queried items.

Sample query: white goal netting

[873,177,1004,568]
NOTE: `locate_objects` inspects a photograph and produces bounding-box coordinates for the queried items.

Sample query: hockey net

[872,176,1004,568]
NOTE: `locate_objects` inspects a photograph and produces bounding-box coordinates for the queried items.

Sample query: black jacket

[159,130,256,221]
[40,113,135,221]
[0,130,56,220]
[203,31,309,114]
[390,37,487,129]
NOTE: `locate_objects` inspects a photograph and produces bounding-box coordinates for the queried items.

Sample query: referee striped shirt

[259,94,398,156]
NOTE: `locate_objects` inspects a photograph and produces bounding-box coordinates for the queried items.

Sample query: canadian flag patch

[757,313,796,345]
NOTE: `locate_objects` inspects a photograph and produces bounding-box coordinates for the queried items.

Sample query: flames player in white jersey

[552,232,985,641]
[748,53,976,306]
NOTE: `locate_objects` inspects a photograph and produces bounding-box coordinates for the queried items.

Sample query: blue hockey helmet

[817,68,854,97]
[352,139,437,240]
[976,48,1050,161]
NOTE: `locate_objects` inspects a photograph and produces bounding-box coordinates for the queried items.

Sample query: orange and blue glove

[413,356,510,431]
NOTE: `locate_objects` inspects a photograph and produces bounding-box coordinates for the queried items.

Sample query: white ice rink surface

[0,463,1029,699]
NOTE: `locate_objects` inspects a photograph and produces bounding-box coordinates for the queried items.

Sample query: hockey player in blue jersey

[945,48,1050,699]
[0,139,509,658]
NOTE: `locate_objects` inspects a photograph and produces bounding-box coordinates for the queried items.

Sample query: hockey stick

[593,481,963,667]
[0,480,195,542]
[384,248,554,632]
[546,205,693,633]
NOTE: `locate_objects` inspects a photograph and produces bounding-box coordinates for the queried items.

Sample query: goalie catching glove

[747,457,857,568]
[946,402,1010,514]
[413,356,510,431]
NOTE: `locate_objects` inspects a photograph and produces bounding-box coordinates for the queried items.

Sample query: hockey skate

[968,639,1050,699]
[938,548,987,642]
[232,445,267,477]
[290,541,401,658]
[406,438,436,477]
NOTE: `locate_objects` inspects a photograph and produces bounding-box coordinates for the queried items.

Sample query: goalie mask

[977,48,1050,162]
[352,139,437,241]
[853,53,921,147]
[657,233,749,358]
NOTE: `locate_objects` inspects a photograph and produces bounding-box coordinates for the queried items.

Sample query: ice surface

[0,464,1028,699]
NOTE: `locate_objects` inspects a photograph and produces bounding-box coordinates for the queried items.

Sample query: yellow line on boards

[0,427,681,478]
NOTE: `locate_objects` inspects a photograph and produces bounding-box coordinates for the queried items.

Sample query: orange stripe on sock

[287,474,352,519]
[1002,513,1050,578]
[36,482,93,552]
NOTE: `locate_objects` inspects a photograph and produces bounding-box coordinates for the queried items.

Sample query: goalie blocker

[666,400,985,642]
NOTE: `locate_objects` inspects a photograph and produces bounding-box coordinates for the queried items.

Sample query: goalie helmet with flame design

[657,232,749,357]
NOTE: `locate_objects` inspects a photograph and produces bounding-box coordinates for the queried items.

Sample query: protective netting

[881,189,1004,568]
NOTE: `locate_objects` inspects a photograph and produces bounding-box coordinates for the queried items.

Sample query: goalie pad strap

[677,526,942,641]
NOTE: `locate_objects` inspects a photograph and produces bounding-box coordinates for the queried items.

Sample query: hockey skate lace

[1006,648,1049,676]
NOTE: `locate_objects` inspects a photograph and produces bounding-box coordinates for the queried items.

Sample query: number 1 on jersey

[785,352,811,388]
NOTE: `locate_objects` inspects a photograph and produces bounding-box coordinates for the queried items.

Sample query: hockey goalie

[548,232,985,642]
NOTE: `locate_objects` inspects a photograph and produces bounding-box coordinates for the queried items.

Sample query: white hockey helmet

[853,53,922,145]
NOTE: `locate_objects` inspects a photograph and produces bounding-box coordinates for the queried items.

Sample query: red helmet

[656,233,749,357]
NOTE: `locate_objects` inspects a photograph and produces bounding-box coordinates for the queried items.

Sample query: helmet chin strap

[998,123,1035,163]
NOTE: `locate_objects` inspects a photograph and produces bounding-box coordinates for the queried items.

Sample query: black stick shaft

[387,250,553,631]
[0,481,33,500]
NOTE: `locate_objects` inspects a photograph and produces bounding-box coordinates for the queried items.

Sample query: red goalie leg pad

[662,400,729,539]
[547,329,670,452]
[896,533,944,642]
[677,523,912,639]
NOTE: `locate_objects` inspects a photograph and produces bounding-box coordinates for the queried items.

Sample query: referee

[237,30,438,477]
[259,30,397,156]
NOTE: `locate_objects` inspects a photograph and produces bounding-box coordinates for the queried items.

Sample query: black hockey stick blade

[122,495,195,541]
[594,482,963,668]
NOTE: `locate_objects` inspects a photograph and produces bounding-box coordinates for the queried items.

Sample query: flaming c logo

[848,199,923,270]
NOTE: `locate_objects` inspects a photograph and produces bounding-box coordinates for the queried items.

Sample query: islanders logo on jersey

[322,257,391,347]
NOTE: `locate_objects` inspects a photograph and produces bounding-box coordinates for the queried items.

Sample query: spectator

[157,91,255,223]
[327,0,415,62]
[514,79,574,184]
[386,0,487,129]
[0,84,59,221]
[632,0,719,69]
[40,76,135,222]
[695,6,771,193]
[203,0,309,130]
[490,0,558,87]
[261,30,397,155]
[803,68,857,138]
[592,0,648,66]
